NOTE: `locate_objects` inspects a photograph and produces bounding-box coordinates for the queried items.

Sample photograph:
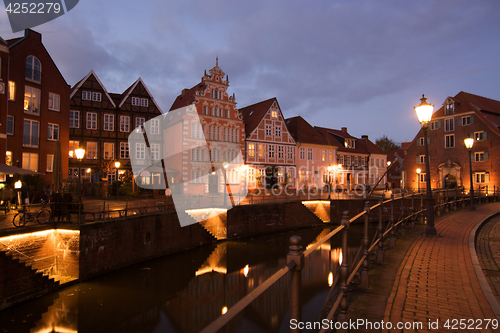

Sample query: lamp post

[75,148,86,200]
[327,166,332,200]
[416,168,421,193]
[223,162,228,207]
[415,94,436,236]
[464,138,475,211]
[115,161,121,200]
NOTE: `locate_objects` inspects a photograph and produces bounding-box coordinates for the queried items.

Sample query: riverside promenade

[380,202,500,333]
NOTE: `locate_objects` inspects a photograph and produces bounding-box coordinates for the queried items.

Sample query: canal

[0,223,370,333]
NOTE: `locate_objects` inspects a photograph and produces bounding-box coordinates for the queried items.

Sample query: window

[6,116,13,135]
[347,156,351,166]
[461,116,472,126]
[445,134,455,148]
[25,56,41,82]
[70,110,80,128]
[418,173,426,183]
[150,143,160,161]
[474,152,488,162]
[278,146,284,159]
[268,145,275,158]
[430,121,440,130]
[361,157,366,166]
[8,81,15,100]
[474,131,487,141]
[69,140,79,158]
[354,156,359,166]
[141,98,148,107]
[48,93,60,111]
[24,86,41,114]
[92,92,101,101]
[104,143,114,160]
[418,155,425,164]
[203,106,208,115]
[6,151,12,166]
[299,147,305,160]
[23,119,39,147]
[22,153,38,172]
[136,143,145,159]
[248,143,255,157]
[271,110,278,118]
[275,125,281,137]
[474,172,489,184]
[338,155,344,165]
[329,150,334,162]
[103,114,114,131]
[86,112,97,129]
[417,137,430,146]
[120,142,129,159]
[259,144,265,157]
[132,97,140,106]
[135,117,145,133]
[150,119,159,134]
[307,148,313,160]
[287,147,294,160]
[82,91,92,100]
[445,103,454,115]
[46,154,53,172]
[86,142,98,159]
[445,118,454,132]
[265,125,272,136]
[47,123,59,140]
[119,116,130,132]
[225,110,229,118]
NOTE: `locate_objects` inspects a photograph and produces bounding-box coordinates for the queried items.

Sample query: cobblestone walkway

[383,203,500,333]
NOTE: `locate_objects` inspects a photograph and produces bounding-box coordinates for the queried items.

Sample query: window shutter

[484,152,489,161]
[484,131,487,140]
[416,156,420,164]
[417,139,421,146]
[437,121,442,129]
[485,173,490,183]
[458,118,462,126]
[470,115,474,124]
[427,137,431,145]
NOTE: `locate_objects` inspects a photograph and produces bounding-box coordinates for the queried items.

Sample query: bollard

[390,193,396,248]
[288,236,304,333]
[337,211,350,332]
[377,198,384,264]
[401,192,406,237]
[361,201,370,289]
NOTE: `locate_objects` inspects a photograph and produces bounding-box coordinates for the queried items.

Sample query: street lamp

[75,148,86,200]
[415,94,436,236]
[115,161,121,200]
[464,138,475,210]
[416,168,421,193]
[223,162,228,207]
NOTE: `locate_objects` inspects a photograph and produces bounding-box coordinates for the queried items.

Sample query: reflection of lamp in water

[243,264,249,277]
[328,272,333,287]
[339,250,343,266]
[222,306,228,315]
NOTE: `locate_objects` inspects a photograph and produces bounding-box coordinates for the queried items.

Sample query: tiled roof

[315,126,368,154]
[285,116,333,146]
[239,98,276,138]
[169,82,206,111]
[357,137,386,155]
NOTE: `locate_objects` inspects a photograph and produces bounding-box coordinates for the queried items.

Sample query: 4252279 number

[5,2,61,14]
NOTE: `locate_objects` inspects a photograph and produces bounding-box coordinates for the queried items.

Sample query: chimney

[361,135,368,139]
[341,127,347,133]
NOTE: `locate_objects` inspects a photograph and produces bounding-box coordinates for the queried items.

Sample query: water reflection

[0,225,370,333]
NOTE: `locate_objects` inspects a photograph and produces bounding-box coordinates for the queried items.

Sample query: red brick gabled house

[2,29,70,185]
[239,98,296,189]
[404,92,500,193]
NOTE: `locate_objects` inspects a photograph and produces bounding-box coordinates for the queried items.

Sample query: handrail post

[361,201,370,289]
[377,197,384,263]
[390,193,396,248]
[411,193,415,229]
[337,211,350,332]
[401,192,406,237]
[288,236,304,332]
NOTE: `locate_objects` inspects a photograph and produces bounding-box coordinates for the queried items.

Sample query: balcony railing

[23,135,39,147]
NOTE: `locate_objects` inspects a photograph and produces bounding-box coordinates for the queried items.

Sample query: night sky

[1,0,499,144]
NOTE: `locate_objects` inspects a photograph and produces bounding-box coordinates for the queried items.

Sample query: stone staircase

[301,200,331,223]
[0,250,60,310]
[185,208,228,240]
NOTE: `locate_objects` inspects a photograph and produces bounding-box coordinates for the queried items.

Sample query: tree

[375,135,401,151]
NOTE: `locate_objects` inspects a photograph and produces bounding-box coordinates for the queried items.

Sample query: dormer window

[445,103,454,115]
[25,56,41,83]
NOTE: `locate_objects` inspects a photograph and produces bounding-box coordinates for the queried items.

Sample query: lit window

[22,152,38,172]
[445,103,454,115]
[24,86,41,114]
[8,81,15,100]
[322,149,326,162]
[259,144,265,157]
[271,110,278,118]
[46,154,54,172]
[248,143,255,157]
[104,143,114,160]
[86,142,98,159]
[25,56,41,82]
[48,92,60,111]
[70,110,80,128]
[103,114,114,131]
[69,141,79,158]
[47,123,59,140]
[6,151,12,166]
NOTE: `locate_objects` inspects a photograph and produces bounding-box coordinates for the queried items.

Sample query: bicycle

[12,200,52,227]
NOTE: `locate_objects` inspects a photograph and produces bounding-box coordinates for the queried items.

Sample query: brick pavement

[383,203,500,333]
[476,214,500,307]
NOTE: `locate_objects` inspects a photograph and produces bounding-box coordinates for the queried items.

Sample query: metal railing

[199,186,499,333]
